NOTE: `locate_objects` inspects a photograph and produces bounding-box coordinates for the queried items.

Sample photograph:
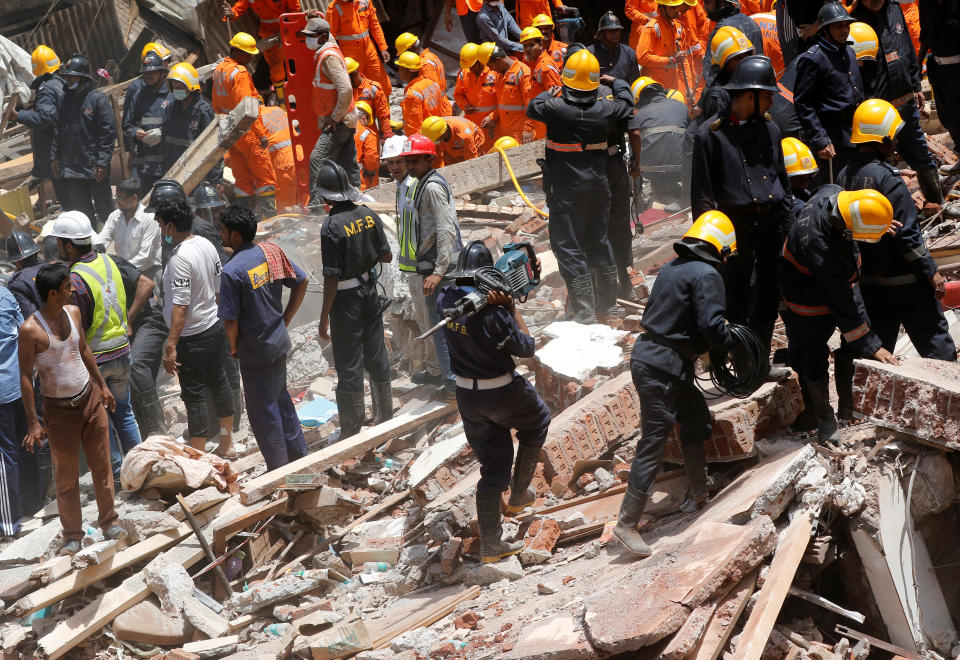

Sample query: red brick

[441,537,462,575]
[454,610,480,630]
[551,474,573,497]
[524,519,562,553]
[622,315,644,332]
[576,473,594,490]
[531,462,550,497]
[462,536,481,557]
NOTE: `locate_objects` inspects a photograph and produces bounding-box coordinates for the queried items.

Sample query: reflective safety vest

[312,41,353,118]
[397,170,463,274]
[72,254,129,355]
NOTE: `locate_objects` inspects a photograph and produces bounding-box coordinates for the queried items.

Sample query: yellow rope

[494,146,549,218]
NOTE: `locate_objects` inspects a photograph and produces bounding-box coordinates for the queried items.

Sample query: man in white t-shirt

[155,199,235,455]
[95,179,161,282]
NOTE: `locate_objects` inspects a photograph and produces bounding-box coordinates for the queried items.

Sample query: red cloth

[257,242,299,282]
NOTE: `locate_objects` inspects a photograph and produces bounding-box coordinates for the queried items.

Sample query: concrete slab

[113,597,194,645]
[504,615,596,660]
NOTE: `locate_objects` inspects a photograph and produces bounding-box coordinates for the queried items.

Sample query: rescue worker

[703,0,764,63]
[316,160,394,437]
[260,104,300,211]
[421,116,485,166]
[15,45,67,205]
[626,0,659,51]
[476,0,524,56]
[628,76,689,208]
[125,53,170,197]
[532,13,568,66]
[488,135,521,154]
[690,55,795,355]
[299,19,361,199]
[483,47,535,143]
[850,0,942,204]
[517,0,570,30]
[837,99,956,370]
[347,57,393,140]
[121,43,171,175]
[51,54,116,231]
[353,101,380,189]
[222,0,301,99]
[5,231,45,320]
[444,0,483,43]
[521,27,562,139]
[636,0,702,106]
[162,62,221,184]
[698,26,755,120]
[194,184,228,238]
[212,33,278,215]
[900,0,921,55]
[751,12,785,79]
[779,186,900,441]
[680,0,712,55]
[782,136,820,211]
[438,240,551,563]
[327,0,392,96]
[588,11,641,84]
[848,21,880,67]
[527,49,634,322]
[397,51,453,137]
[918,0,960,174]
[382,135,409,188]
[455,44,497,129]
[395,33,447,92]
[613,211,740,557]
[793,2,864,181]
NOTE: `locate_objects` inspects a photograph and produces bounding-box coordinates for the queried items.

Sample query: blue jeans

[894,99,936,173]
[99,355,142,478]
[427,287,456,393]
[0,399,32,535]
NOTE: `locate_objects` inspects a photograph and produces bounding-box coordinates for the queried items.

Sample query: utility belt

[337,271,373,290]
[860,272,921,286]
[545,139,608,153]
[44,380,91,409]
[455,372,513,391]
[933,54,960,65]
[640,332,699,362]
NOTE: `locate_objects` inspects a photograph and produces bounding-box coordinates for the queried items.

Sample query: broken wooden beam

[212,495,289,556]
[692,572,758,660]
[177,493,232,596]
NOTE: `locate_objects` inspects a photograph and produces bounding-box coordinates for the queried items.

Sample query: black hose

[698,324,769,399]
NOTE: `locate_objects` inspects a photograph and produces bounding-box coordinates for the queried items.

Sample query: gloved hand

[143,128,162,147]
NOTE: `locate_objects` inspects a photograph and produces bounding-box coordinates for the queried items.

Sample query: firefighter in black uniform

[126,53,170,197]
[15,45,67,206]
[51,54,116,231]
[851,0,941,204]
[690,55,795,359]
[587,12,641,84]
[162,62,221,184]
[793,2,864,181]
[438,241,551,563]
[782,136,820,211]
[629,77,689,209]
[5,231,46,320]
[614,211,739,557]
[837,99,956,367]
[699,26,755,120]
[702,0,764,77]
[918,0,960,175]
[527,48,634,323]
[779,186,899,443]
[316,160,394,440]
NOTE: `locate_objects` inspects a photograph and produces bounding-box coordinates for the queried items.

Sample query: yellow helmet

[561,49,601,91]
[460,43,480,69]
[848,22,879,61]
[658,0,687,7]
[532,13,555,28]
[710,26,754,68]
[520,26,544,43]
[167,62,200,92]
[666,88,686,103]
[229,32,259,55]
[489,136,520,153]
[395,51,422,70]
[391,119,404,133]
[683,211,737,259]
[356,100,373,123]
[345,57,360,74]
[850,98,904,144]
[142,42,172,61]
[837,189,894,243]
[630,76,664,103]
[421,116,449,142]
[781,137,819,177]
[477,42,497,66]
[31,45,60,76]
[395,32,419,55]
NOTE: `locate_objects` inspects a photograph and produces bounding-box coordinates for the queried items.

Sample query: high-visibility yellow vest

[72,254,129,355]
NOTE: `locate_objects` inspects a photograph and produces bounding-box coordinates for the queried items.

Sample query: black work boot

[370,380,394,425]
[617,266,640,302]
[680,443,714,508]
[567,274,597,324]
[805,377,841,444]
[232,387,244,433]
[595,265,620,317]
[791,378,818,433]
[505,444,540,514]
[833,350,856,421]
[476,490,523,563]
[612,487,652,557]
[334,390,366,440]
[917,168,944,205]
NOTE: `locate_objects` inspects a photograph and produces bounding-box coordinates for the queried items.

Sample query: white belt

[455,373,513,390]
[338,272,371,290]
[934,54,960,65]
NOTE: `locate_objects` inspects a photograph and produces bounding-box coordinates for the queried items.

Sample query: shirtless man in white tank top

[17,263,126,556]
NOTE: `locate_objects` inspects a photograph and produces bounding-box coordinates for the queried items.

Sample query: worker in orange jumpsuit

[482,47,535,142]
[397,52,452,136]
[626,0,659,50]
[455,44,495,128]
[520,27,560,139]
[327,0,392,97]
[750,12,785,79]
[636,0,703,106]
[346,57,393,139]
[222,0,300,99]
[422,115,485,165]
[516,0,568,31]
[353,101,380,189]
[530,14,567,66]
[395,33,447,92]
[680,0,711,50]
[738,0,774,17]
[899,0,921,54]
[212,33,277,215]
[259,104,301,211]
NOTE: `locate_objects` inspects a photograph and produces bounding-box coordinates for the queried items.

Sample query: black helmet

[597,11,624,32]
[141,52,167,74]
[146,178,187,212]
[5,230,40,263]
[817,2,855,30]
[61,53,92,79]
[455,240,494,277]
[313,159,360,202]
[193,183,226,209]
[724,55,778,92]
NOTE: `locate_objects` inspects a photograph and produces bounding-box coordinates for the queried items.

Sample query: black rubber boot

[334,390,366,440]
[833,350,856,421]
[506,444,540,514]
[232,387,244,433]
[680,443,713,507]
[612,487,652,557]
[567,274,597,324]
[617,266,640,302]
[371,380,394,425]
[477,490,523,563]
[596,265,620,317]
[805,377,841,444]
[791,378,818,433]
[917,168,944,205]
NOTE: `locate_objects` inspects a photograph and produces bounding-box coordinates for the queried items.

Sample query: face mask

[163,234,173,245]
[172,89,188,100]
[305,36,320,50]
[67,81,80,90]
[489,1,501,5]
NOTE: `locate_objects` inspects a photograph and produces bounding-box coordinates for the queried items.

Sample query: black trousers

[137,173,162,199]
[721,210,781,347]
[627,361,710,495]
[63,177,114,230]
[929,59,960,157]
[309,123,360,205]
[606,154,634,270]
[547,187,614,283]
[458,375,551,493]
[130,314,166,432]
[861,282,957,361]
[176,322,234,438]
[329,282,390,393]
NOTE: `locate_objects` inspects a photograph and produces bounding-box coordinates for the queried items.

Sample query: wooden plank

[692,572,759,660]
[212,495,289,557]
[332,489,410,543]
[833,625,925,660]
[729,511,813,660]
[0,99,16,138]
[239,400,457,505]
[370,585,482,650]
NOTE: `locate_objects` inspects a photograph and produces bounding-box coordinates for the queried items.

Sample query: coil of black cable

[702,323,770,398]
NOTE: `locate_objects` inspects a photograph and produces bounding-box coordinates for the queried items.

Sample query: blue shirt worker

[476,0,523,55]
[218,206,309,471]
[0,285,30,536]
[614,212,738,558]
[316,160,394,441]
[438,241,550,564]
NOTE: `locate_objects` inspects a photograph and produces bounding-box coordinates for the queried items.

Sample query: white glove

[143,128,162,147]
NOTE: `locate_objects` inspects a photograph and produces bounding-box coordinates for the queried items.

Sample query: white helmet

[49,210,94,240]
[381,135,407,160]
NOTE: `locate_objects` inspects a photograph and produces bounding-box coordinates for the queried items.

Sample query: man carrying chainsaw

[437,240,550,564]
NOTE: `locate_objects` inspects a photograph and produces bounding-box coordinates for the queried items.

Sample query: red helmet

[400,133,437,157]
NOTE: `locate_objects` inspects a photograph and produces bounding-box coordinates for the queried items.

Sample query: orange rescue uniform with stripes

[751,12,785,79]
[526,50,561,139]
[212,57,277,197]
[900,0,921,54]
[516,0,563,30]
[354,125,380,189]
[225,0,301,85]
[327,0,392,96]
[352,74,393,138]
[546,38,568,67]
[635,14,702,105]
[738,0,774,17]
[259,105,301,209]
[436,116,485,165]
[486,59,534,141]
[402,73,452,136]
[681,2,711,51]
[626,0,658,50]
[419,49,448,92]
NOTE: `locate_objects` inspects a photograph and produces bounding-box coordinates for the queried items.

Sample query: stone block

[440,537,462,575]
[143,554,195,617]
[114,597,194,645]
[459,555,524,585]
[504,615,596,660]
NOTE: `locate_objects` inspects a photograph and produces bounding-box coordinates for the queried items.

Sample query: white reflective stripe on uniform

[338,31,370,41]
[934,54,960,65]
[261,17,279,22]
[141,116,163,126]
[499,104,526,111]
[475,105,495,112]
[315,82,337,89]
[254,184,276,194]
[269,138,292,151]
[640,125,685,138]
[454,373,513,390]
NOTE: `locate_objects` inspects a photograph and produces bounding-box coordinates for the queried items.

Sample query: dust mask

[306,36,320,50]
[172,89,188,100]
